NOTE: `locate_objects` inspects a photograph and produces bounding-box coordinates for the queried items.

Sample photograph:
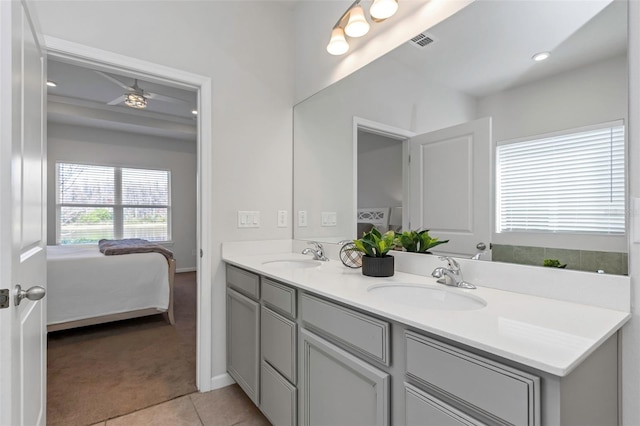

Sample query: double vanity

[223,241,631,426]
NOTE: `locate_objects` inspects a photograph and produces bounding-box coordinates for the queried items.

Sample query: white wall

[47,122,197,271]
[357,132,403,209]
[33,0,295,388]
[478,55,628,143]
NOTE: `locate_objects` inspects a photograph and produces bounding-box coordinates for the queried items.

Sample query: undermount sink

[261,259,321,270]
[367,283,486,311]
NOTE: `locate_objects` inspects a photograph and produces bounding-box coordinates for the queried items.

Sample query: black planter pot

[362,255,394,277]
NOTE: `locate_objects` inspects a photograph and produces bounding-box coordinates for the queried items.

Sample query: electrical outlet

[238,211,260,228]
[298,210,308,227]
[277,210,288,227]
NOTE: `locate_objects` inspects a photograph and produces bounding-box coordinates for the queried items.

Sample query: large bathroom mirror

[293,0,628,274]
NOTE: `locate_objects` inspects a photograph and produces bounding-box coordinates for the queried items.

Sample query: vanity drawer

[261,306,296,384]
[261,361,297,426]
[405,382,485,426]
[301,293,390,366]
[226,264,260,300]
[262,277,296,319]
[405,331,539,426]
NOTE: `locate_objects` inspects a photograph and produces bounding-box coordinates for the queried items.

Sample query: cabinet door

[405,383,485,426]
[300,329,389,426]
[227,288,260,405]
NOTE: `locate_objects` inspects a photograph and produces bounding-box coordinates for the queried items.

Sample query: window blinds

[57,163,171,244]
[496,122,625,234]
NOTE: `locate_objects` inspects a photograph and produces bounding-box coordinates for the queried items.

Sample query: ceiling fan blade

[146,92,190,104]
[107,95,126,105]
[94,70,131,90]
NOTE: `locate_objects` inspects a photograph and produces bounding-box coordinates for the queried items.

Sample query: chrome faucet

[431,256,476,289]
[302,241,329,261]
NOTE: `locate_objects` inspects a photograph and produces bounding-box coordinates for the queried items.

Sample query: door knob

[476,242,487,251]
[15,285,46,306]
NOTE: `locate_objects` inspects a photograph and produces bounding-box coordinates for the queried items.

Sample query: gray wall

[357,131,403,210]
[47,122,197,271]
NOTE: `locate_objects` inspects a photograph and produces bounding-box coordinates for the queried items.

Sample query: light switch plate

[277,210,288,227]
[321,211,337,227]
[238,211,260,228]
[298,210,308,227]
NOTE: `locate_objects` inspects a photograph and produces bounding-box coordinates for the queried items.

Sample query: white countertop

[223,251,631,377]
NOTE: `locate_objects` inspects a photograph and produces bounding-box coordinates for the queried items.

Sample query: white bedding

[46,245,170,325]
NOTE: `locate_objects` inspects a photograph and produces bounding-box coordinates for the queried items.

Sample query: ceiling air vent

[409,32,435,49]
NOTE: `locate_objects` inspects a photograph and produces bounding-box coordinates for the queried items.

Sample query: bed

[46,244,176,332]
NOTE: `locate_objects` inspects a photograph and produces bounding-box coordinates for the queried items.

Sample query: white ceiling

[385,0,626,97]
[47,60,198,141]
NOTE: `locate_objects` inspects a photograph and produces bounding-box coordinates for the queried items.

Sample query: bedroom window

[496,121,625,235]
[56,163,171,244]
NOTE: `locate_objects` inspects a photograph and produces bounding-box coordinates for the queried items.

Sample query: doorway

[44,38,212,423]
[354,117,415,237]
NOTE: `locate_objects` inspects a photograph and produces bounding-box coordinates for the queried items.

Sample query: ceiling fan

[95,70,189,109]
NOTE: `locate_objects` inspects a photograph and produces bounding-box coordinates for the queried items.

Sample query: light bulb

[344,5,370,38]
[327,27,349,55]
[370,0,398,20]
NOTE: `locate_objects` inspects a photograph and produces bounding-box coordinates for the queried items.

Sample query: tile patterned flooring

[90,384,270,426]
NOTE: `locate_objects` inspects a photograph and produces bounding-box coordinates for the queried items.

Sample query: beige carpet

[47,272,197,426]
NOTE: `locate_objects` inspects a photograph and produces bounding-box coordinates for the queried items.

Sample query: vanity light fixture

[46,80,57,87]
[326,0,399,56]
[532,51,550,62]
[191,110,198,115]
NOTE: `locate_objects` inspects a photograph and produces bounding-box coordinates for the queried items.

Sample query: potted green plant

[353,227,397,277]
[395,229,449,254]
[543,259,567,268]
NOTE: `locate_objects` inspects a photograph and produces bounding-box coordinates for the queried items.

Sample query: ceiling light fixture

[46,80,57,87]
[327,0,399,56]
[123,79,148,109]
[532,51,550,62]
[124,92,147,109]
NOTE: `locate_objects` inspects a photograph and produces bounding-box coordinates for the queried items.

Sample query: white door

[409,118,491,258]
[0,1,48,425]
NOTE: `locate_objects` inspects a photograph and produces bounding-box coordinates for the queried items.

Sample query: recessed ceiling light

[532,52,550,62]
[191,110,198,115]
[46,80,57,87]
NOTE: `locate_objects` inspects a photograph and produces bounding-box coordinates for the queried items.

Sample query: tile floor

[90,384,271,426]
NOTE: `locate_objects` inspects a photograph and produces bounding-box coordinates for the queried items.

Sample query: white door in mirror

[409,117,492,258]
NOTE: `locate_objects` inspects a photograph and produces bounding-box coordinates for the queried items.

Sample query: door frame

[44,36,213,391]
[353,117,416,233]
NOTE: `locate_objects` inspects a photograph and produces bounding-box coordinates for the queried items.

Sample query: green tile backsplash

[491,244,628,275]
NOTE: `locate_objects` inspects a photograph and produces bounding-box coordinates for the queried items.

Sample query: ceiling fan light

[124,92,148,109]
[327,27,349,55]
[344,5,370,38]
[370,0,398,20]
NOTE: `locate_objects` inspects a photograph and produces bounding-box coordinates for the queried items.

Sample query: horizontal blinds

[122,168,169,205]
[57,163,115,204]
[497,124,625,234]
[57,162,171,244]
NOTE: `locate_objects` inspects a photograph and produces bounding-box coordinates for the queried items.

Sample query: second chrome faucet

[431,256,476,289]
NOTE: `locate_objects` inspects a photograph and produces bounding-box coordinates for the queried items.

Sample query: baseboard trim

[210,373,235,390]
[176,267,197,273]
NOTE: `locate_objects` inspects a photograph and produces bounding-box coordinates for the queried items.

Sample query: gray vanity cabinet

[226,287,260,405]
[300,329,390,426]
[404,383,484,426]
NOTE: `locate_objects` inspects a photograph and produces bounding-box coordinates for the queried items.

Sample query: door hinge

[200,249,203,258]
[0,289,9,309]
